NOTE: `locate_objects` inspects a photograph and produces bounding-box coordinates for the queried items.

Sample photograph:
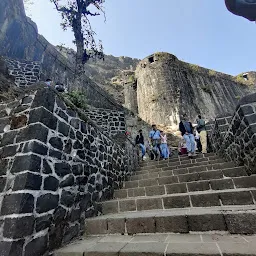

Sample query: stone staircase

[55,153,256,255]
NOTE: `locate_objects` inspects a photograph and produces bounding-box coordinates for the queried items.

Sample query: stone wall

[209,93,256,175]
[84,108,126,137]
[0,85,138,256]
[4,57,40,87]
[135,52,256,130]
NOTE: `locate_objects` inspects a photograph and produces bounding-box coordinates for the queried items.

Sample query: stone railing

[208,93,256,174]
[0,85,138,256]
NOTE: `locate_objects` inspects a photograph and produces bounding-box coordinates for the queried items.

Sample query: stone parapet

[0,85,138,256]
[209,93,256,174]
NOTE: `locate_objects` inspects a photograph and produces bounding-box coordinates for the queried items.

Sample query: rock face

[135,52,256,130]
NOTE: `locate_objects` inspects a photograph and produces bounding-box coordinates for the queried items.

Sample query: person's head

[160,130,164,135]
[152,124,157,131]
[139,129,142,134]
[181,113,187,121]
[45,79,52,86]
[198,115,202,119]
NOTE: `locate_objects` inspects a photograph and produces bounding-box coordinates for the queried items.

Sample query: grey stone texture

[0,86,138,256]
[135,52,256,130]
[209,93,256,174]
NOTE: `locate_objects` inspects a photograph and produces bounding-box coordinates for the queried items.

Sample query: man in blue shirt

[149,124,162,160]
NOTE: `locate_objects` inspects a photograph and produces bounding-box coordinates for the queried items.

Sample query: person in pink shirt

[160,130,169,160]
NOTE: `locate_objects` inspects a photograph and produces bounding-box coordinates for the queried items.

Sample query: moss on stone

[64,90,87,110]
[208,70,217,76]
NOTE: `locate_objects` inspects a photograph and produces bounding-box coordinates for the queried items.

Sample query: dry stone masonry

[4,57,40,87]
[84,108,126,137]
[0,85,138,256]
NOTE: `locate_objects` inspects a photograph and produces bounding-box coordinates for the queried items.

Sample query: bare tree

[50,0,105,75]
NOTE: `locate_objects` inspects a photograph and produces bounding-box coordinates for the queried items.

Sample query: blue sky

[28,0,256,75]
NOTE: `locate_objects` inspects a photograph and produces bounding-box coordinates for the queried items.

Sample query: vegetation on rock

[65,90,87,110]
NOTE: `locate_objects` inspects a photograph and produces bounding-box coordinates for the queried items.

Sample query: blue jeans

[160,143,169,159]
[139,144,146,157]
[183,134,195,153]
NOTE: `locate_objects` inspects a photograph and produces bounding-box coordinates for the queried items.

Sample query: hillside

[56,46,140,104]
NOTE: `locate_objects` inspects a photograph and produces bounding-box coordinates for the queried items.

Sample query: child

[160,131,169,160]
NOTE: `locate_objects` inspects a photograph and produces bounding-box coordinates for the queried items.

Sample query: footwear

[188,152,192,157]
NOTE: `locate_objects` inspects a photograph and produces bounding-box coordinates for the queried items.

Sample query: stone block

[49,148,62,159]
[58,121,70,136]
[114,190,127,199]
[191,193,220,207]
[145,185,165,196]
[32,88,55,112]
[124,180,138,189]
[0,159,9,176]
[210,179,234,190]
[3,216,35,239]
[107,218,125,234]
[225,213,256,234]
[58,109,69,122]
[120,242,166,256]
[24,234,48,256]
[119,199,136,212]
[11,154,41,174]
[155,215,188,233]
[23,141,48,155]
[139,178,158,187]
[0,130,19,147]
[133,187,146,197]
[166,183,187,194]
[70,118,80,130]
[188,165,207,173]
[17,124,49,145]
[55,162,71,177]
[0,176,6,192]
[178,173,199,183]
[36,193,59,213]
[86,219,107,235]
[187,181,210,192]
[166,242,220,256]
[163,195,190,209]
[35,214,52,232]
[60,174,75,187]
[1,193,34,215]
[158,176,178,185]
[137,198,163,211]
[233,175,256,188]
[0,240,24,256]
[0,145,18,158]
[244,113,256,125]
[13,172,42,191]
[222,167,247,177]
[102,201,119,214]
[86,242,127,256]
[219,191,253,205]
[49,137,63,151]
[60,190,75,207]
[42,159,53,174]
[29,107,57,130]
[44,176,59,191]
[188,214,226,232]
[126,217,155,234]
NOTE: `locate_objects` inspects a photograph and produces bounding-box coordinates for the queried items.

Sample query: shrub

[208,70,216,76]
[189,64,200,72]
[65,90,87,110]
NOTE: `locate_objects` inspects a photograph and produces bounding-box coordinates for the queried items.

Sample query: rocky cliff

[135,52,256,132]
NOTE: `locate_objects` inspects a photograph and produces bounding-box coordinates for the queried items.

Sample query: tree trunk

[73,13,84,78]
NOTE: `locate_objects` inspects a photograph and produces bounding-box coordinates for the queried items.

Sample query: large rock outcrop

[135,52,256,130]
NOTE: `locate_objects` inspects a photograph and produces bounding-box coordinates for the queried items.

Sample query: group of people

[179,114,207,157]
[45,79,66,92]
[135,114,207,161]
[135,125,170,161]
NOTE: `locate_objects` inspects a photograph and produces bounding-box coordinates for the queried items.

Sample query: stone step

[140,156,223,171]
[137,159,234,176]
[124,165,243,190]
[141,152,217,168]
[84,206,256,235]
[54,233,256,256]
[101,188,256,214]
[115,173,255,199]
[130,163,244,182]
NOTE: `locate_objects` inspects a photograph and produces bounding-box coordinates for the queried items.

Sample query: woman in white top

[160,131,169,160]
